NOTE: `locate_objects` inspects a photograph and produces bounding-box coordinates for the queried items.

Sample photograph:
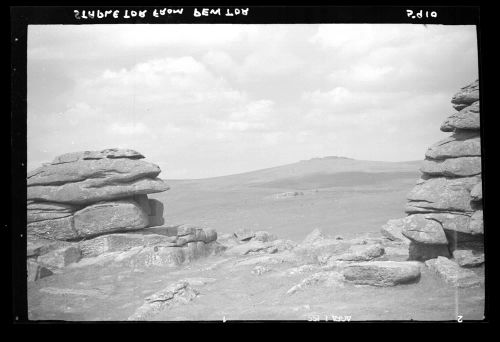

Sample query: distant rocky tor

[27,148,224,281]
[381,79,484,287]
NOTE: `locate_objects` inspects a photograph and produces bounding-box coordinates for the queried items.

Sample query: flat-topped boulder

[28,158,161,187]
[51,148,145,164]
[342,261,421,286]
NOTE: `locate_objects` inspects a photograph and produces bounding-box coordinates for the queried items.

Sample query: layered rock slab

[28,177,168,206]
[405,176,480,213]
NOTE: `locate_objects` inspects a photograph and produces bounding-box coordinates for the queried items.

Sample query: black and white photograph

[12,6,486,322]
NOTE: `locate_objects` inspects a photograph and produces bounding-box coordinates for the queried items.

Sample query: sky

[27,24,478,179]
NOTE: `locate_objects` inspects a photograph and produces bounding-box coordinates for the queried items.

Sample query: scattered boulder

[425,256,483,288]
[452,249,484,268]
[251,265,271,276]
[274,191,304,199]
[342,261,421,286]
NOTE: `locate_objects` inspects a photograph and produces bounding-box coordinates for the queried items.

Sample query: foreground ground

[27,238,485,321]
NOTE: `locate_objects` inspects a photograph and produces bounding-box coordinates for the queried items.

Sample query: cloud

[109,122,149,135]
[27,24,479,178]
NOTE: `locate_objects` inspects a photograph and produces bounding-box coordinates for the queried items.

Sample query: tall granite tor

[27,148,169,240]
[381,80,483,263]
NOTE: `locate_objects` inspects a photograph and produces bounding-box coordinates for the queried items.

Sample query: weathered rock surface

[27,260,53,281]
[333,244,384,262]
[27,202,77,223]
[470,183,482,202]
[128,281,199,321]
[401,214,448,245]
[452,249,484,267]
[441,101,480,132]
[27,216,76,241]
[451,80,479,106]
[37,245,82,271]
[422,212,473,235]
[233,229,255,241]
[50,148,145,164]
[380,218,411,245]
[73,200,149,238]
[468,210,483,235]
[252,230,278,242]
[425,132,480,159]
[287,271,344,295]
[420,157,481,177]
[27,236,75,258]
[28,177,169,205]
[342,261,421,286]
[27,158,161,187]
[301,228,325,245]
[406,176,480,213]
[79,233,176,257]
[425,256,483,288]
[225,239,296,256]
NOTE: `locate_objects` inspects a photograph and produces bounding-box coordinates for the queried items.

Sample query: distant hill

[164,157,423,190]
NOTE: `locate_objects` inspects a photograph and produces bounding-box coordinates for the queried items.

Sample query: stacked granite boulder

[381,80,483,286]
[26,148,221,280]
